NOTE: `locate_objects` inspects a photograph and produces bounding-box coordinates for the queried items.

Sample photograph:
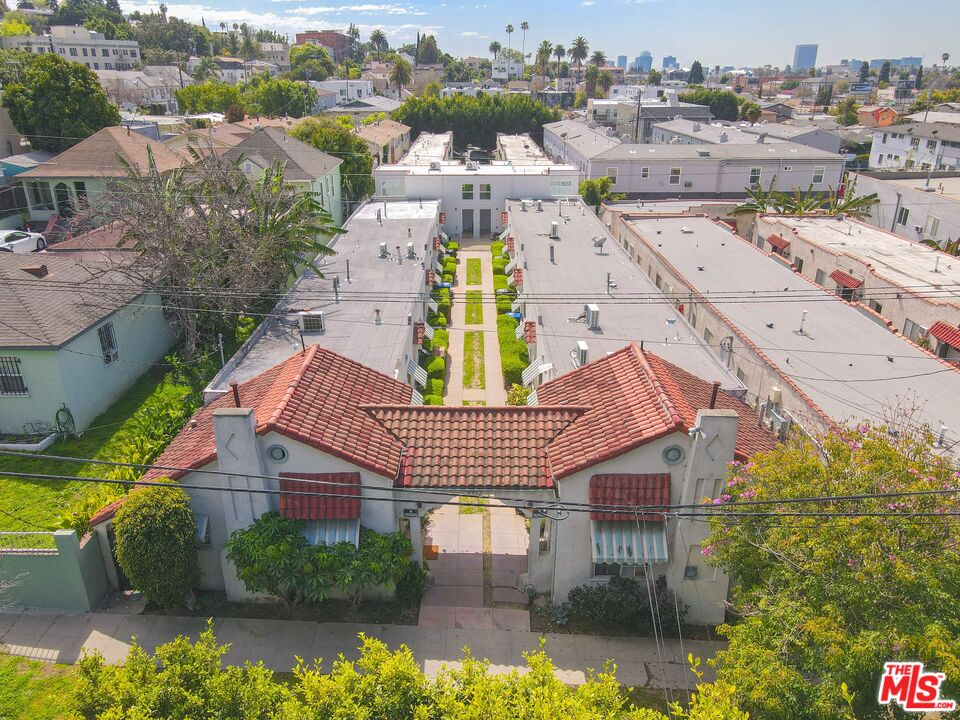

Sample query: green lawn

[465,290,483,325]
[462,400,486,406]
[0,655,77,720]
[459,495,488,515]
[465,258,482,285]
[462,332,485,390]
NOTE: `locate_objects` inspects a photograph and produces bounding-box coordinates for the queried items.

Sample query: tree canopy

[292,116,374,202]
[392,94,560,150]
[688,60,704,84]
[1,53,119,151]
[706,423,960,719]
[678,87,741,121]
[174,75,316,118]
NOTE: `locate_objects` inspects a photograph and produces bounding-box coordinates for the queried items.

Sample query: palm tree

[370,29,387,62]
[554,44,566,81]
[192,56,221,81]
[389,58,412,93]
[590,50,606,67]
[535,39,553,79]
[570,36,588,79]
[584,64,600,98]
[943,52,951,68]
[596,69,613,95]
[520,20,529,64]
[489,40,501,60]
[505,24,514,60]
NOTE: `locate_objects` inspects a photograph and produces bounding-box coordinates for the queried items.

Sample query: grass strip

[462,331,485,390]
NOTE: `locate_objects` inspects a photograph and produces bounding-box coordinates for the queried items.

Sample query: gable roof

[19,126,187,179]
[144,344,412,482]
[537,343,777,479]
[354,119,411,146]
[222,127,342,182]
[0,253,144,348]
[365,406,584,488]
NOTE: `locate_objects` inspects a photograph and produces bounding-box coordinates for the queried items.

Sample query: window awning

[279,472,361,520]
[930,321,960,349]
[829,269,863,289]
[766,234,790,251]
[591,519,669,565]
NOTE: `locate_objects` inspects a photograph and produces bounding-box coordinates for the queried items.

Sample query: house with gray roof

[222,127,344,226]
[0,252,177,434]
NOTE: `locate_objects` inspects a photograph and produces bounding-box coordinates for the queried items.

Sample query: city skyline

[116,0,956,68]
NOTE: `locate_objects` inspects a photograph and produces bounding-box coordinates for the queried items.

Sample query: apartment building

[869,123,960,171]
[0,25,140,70]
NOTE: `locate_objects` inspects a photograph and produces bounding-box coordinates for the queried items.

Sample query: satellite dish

[592,236,607,248]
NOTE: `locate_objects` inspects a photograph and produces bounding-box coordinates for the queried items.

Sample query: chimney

[709,381,720,409]
[230,381,240,407]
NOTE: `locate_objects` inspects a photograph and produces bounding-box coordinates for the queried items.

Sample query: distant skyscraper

[637,50,653,73]
[616,55,628,69]
[793,44,819,70]
[662,55,677,70]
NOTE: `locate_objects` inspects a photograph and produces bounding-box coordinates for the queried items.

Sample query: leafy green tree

[241,72,316,118]
[1,53,119,151]
[443,59,472,82]
[0,15,31,35]
[858,61,869,82]
[292,116,375,202]
[175,81,243,114]
[392,93,560,151]
[678,87,740,121]
[333,528,412,607]
[688,60,704,84]
[417,34,439,64]
[915,64,923,89]
[739,101,761,122]
[878,60,891,83]
[647,68,662,85]
[579,176,623,213]
[832,96,859,126]
[113,485,199,608]
[706,424,960,720]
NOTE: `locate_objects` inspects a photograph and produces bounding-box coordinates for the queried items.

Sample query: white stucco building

[869,123,960,171]
[0,26,141,70]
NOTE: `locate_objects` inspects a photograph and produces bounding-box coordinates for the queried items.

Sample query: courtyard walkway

[0,608,724,689]
[443,240,505,406]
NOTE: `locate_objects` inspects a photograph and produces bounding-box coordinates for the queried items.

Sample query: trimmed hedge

[502,355,526,387]
[432,328,449,350]
[447,240,460,253]
[441,272,454,286]
[496,295,514,314]
[493,274,508,292]
[496,314,530,388]
[491,241,505,256]
[427,312,446,328]
[442,257,457,274]
[491,257,508,275]
[423,394,443,405]
[427,379,444,397]
[427,355,446,380]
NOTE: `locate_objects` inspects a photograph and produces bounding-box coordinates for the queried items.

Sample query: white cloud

[460,30,487,38]
[581,0,595,5]
[273,2,425,14]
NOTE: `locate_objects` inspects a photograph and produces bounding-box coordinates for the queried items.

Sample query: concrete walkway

[0,608,724,688]
[443,241,505,406]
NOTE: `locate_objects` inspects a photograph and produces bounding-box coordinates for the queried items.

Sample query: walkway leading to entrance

[443,240,506,405]
[419,500,529,631]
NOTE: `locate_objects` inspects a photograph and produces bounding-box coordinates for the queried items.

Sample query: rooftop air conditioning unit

[406,242,416,258]
[521,199,528,211]
[536,199,543,212]
[379,242,388,258]
[681,226,694,234]
[429,161,441,171]
[466,161,478,170]
[575,340,589,367]
[550,220,560,239]
[585,303,600,330]
[692,122,701,132]
[299,310,325,332]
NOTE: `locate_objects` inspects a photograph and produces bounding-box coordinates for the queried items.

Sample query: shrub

[432,328,449,349]
[442,256,457,274]
[433,287,451,302]
[492,274,508,292]
[491,240,505,256]
[506,384,529,405]
[113,485,199,608]
[427,312,446,328]
[497,295,516,314]
[497,313,518,338]
[491,256,508,275]
[427,355,446,380]
[427,379,444,397]
[436,299,452,325]
[502,355,527,387]
[567,576,686,634]
[423,394,443,405]
[441,272,454,286]
[394,560,430,605]
[446,240,459,253]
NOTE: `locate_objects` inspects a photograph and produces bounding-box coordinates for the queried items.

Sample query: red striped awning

[766,234,790,251]
[513,267,523,286]
[929,321,960,350]
[279,472,361,520]
[414,321,425,346]
[829,269,863,289]
[426,270,435,286]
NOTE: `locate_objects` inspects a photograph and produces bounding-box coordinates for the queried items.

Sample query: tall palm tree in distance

[520,20,529,63]
[489,40,501,60]
[505,24,514,58]
[943,52,951,68]
[389,58,412,93]
[570,36,589,80]
[370,29,387,62]
[590,50,606,67]
[536,39,553,79]
[554,44,566,82]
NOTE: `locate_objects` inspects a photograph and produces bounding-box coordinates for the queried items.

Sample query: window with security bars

[0,356,28,396]
[98,322,119,364]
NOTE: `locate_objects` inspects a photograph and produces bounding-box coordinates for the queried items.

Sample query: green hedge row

[496,315,530,388]
[491,240,505,257]
[492,256,508,275]
[442,256,457,274]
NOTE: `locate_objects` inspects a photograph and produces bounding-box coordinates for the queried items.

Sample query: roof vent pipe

[230,382,241,408]
[709,381,720,409]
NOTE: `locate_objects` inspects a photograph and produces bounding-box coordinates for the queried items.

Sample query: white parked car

[0,229,47,254]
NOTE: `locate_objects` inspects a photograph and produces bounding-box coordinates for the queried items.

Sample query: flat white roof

[765,216,960,301]
[507,199,740,386]
[397,132,453,165]
[497,134,553,165]
[206,200,437,394]
[626,216,960,443]
[653,118,788,145]
[872,174,960,203]
[376,161,579,177]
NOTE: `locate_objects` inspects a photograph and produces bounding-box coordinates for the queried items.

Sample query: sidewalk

[0,609,724,688]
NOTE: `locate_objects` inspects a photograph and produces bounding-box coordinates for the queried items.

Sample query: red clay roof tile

[766,234,790,251]
[930,321,960,350]
[524,320,537,344]
[589,473,671,521]
[279,472,361,520]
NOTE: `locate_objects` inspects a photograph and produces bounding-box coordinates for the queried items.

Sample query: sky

[118,0,959,68]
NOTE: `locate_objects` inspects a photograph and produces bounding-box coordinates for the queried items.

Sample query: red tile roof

[537,343,777,479]
[414,321,425,346]
[279,472,360,520]
[365,406,584,488]
[829,269,863,289]
[589,473,670,521]
[143,345,412,482]
[930,321,960,350]
[766,234,789,251]
[513,268,523,286]
[524,320,537,344]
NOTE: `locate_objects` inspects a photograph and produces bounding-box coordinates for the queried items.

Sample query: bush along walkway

[491,240,529,399]
[420,241,456,405]
[445,242,505,406]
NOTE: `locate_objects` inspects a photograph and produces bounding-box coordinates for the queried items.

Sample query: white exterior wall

[492,59,524,81]
[372,168,580,238]
[755,216,960,343]
[552,427,735,625]
[852,173,960,247]
[312,80,375,103]
[869,130,960,171]
[49,26,140,70]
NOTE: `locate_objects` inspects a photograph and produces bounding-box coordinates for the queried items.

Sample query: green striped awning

[591,520,669,565]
